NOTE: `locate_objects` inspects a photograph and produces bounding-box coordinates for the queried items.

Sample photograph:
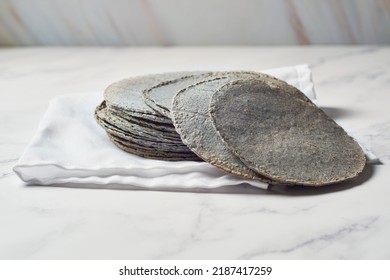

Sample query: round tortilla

[171,74,280,184]
[209,78,366,186]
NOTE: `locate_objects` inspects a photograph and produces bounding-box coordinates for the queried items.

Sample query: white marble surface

[0,46,389,259]
[1,0,390,46]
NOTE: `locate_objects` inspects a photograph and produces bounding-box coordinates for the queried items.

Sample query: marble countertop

[1,47,389,259]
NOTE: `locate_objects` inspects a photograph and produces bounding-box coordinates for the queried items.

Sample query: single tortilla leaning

[209,78,366,186]
[171,74,283,184]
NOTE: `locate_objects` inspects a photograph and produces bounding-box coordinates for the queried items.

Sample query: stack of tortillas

[95,71,366,186]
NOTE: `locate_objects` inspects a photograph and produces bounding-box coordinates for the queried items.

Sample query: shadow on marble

[268,164,376,196]
[321,106,359,120]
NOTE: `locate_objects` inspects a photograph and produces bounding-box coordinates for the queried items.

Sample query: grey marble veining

[0,0,389,46]
[0,46,390,259]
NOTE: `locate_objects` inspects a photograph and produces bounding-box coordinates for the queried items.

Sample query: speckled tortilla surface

[209,78,366,186]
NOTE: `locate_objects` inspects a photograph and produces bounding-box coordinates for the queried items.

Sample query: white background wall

[0,0,389,46]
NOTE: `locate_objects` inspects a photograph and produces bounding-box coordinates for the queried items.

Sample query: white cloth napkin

[13,65,376,191]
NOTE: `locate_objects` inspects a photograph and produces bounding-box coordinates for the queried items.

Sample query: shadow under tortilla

[268,163,375,196]
[320,106,358,120]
